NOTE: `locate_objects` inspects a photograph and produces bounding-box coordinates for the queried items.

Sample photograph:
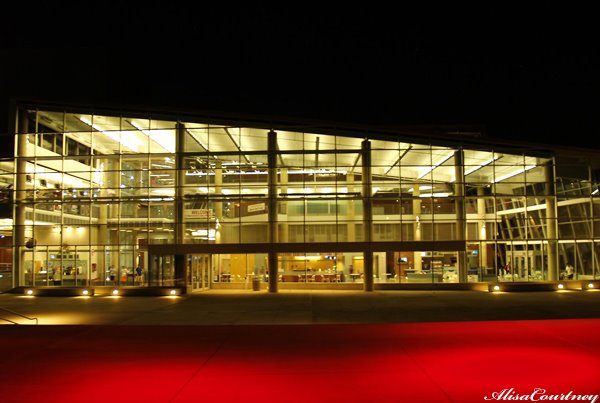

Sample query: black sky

[1,4,597,147]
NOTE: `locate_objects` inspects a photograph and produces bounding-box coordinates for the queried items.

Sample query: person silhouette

[565,264,574,280]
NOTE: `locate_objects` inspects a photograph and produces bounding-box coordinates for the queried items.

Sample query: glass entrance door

[189,254,210,291]
[149,255,175,286]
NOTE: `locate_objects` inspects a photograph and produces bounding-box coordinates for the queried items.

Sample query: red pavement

[1,319,599,403]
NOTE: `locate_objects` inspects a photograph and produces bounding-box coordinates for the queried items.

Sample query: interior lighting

[129,120,175,153]
[463,155,502,177]
[417,153,455,180]
[419,192,451,198]
[79,117,141,152]
[185,171,215,176]
[407,185,433,192]
[492,165,536,183]
[236,171,268,175]
[191,229,216,240]
[288,169,346,175]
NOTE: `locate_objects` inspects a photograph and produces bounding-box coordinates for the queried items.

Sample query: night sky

[1,4,597,147]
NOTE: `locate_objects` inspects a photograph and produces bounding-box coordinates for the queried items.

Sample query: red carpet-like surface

[1,319,599,403]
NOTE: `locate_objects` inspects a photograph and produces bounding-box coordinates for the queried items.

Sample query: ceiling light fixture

[492,165,536,183]
[417,152,455,180]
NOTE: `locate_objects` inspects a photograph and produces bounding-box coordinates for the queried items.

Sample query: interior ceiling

[34,111,547,185]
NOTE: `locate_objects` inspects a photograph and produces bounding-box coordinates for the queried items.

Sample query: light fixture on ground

[25,289,33,295]
[169,289,177,296]
[82,289,89,296]
[557,283,564,290]
[493,285,500,292]
[112,289,119,295]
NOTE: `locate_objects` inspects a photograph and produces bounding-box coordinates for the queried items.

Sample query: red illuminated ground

[1,319,599,402]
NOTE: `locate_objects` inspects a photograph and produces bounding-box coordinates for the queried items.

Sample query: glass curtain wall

[15,110,176,287]
[12,105,600,290]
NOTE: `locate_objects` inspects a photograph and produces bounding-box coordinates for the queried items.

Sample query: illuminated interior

[1,105,600,291]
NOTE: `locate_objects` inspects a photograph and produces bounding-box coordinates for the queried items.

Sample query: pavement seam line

[398,341,457,403]
[167,335,229,402]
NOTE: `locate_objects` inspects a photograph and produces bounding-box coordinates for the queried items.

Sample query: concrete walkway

[2,289,600,325]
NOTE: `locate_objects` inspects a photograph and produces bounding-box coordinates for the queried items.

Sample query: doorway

[189,254,210,291]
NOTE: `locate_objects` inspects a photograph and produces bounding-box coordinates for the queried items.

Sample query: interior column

[109,161,120,282]
[97,158,109,284]
[267,130,278,292]
[545,160,558,281]
[347,172,356,242]
[174,122,186,288]
[362,139,373,291]
[412,185,422,273]
[14,108,28,287]
[477,186,488,270]
[455,149,467,283]
[279,168,288,243]
[214,160,223,244]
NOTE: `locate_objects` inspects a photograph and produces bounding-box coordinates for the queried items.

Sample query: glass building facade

[2,103,600,292]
